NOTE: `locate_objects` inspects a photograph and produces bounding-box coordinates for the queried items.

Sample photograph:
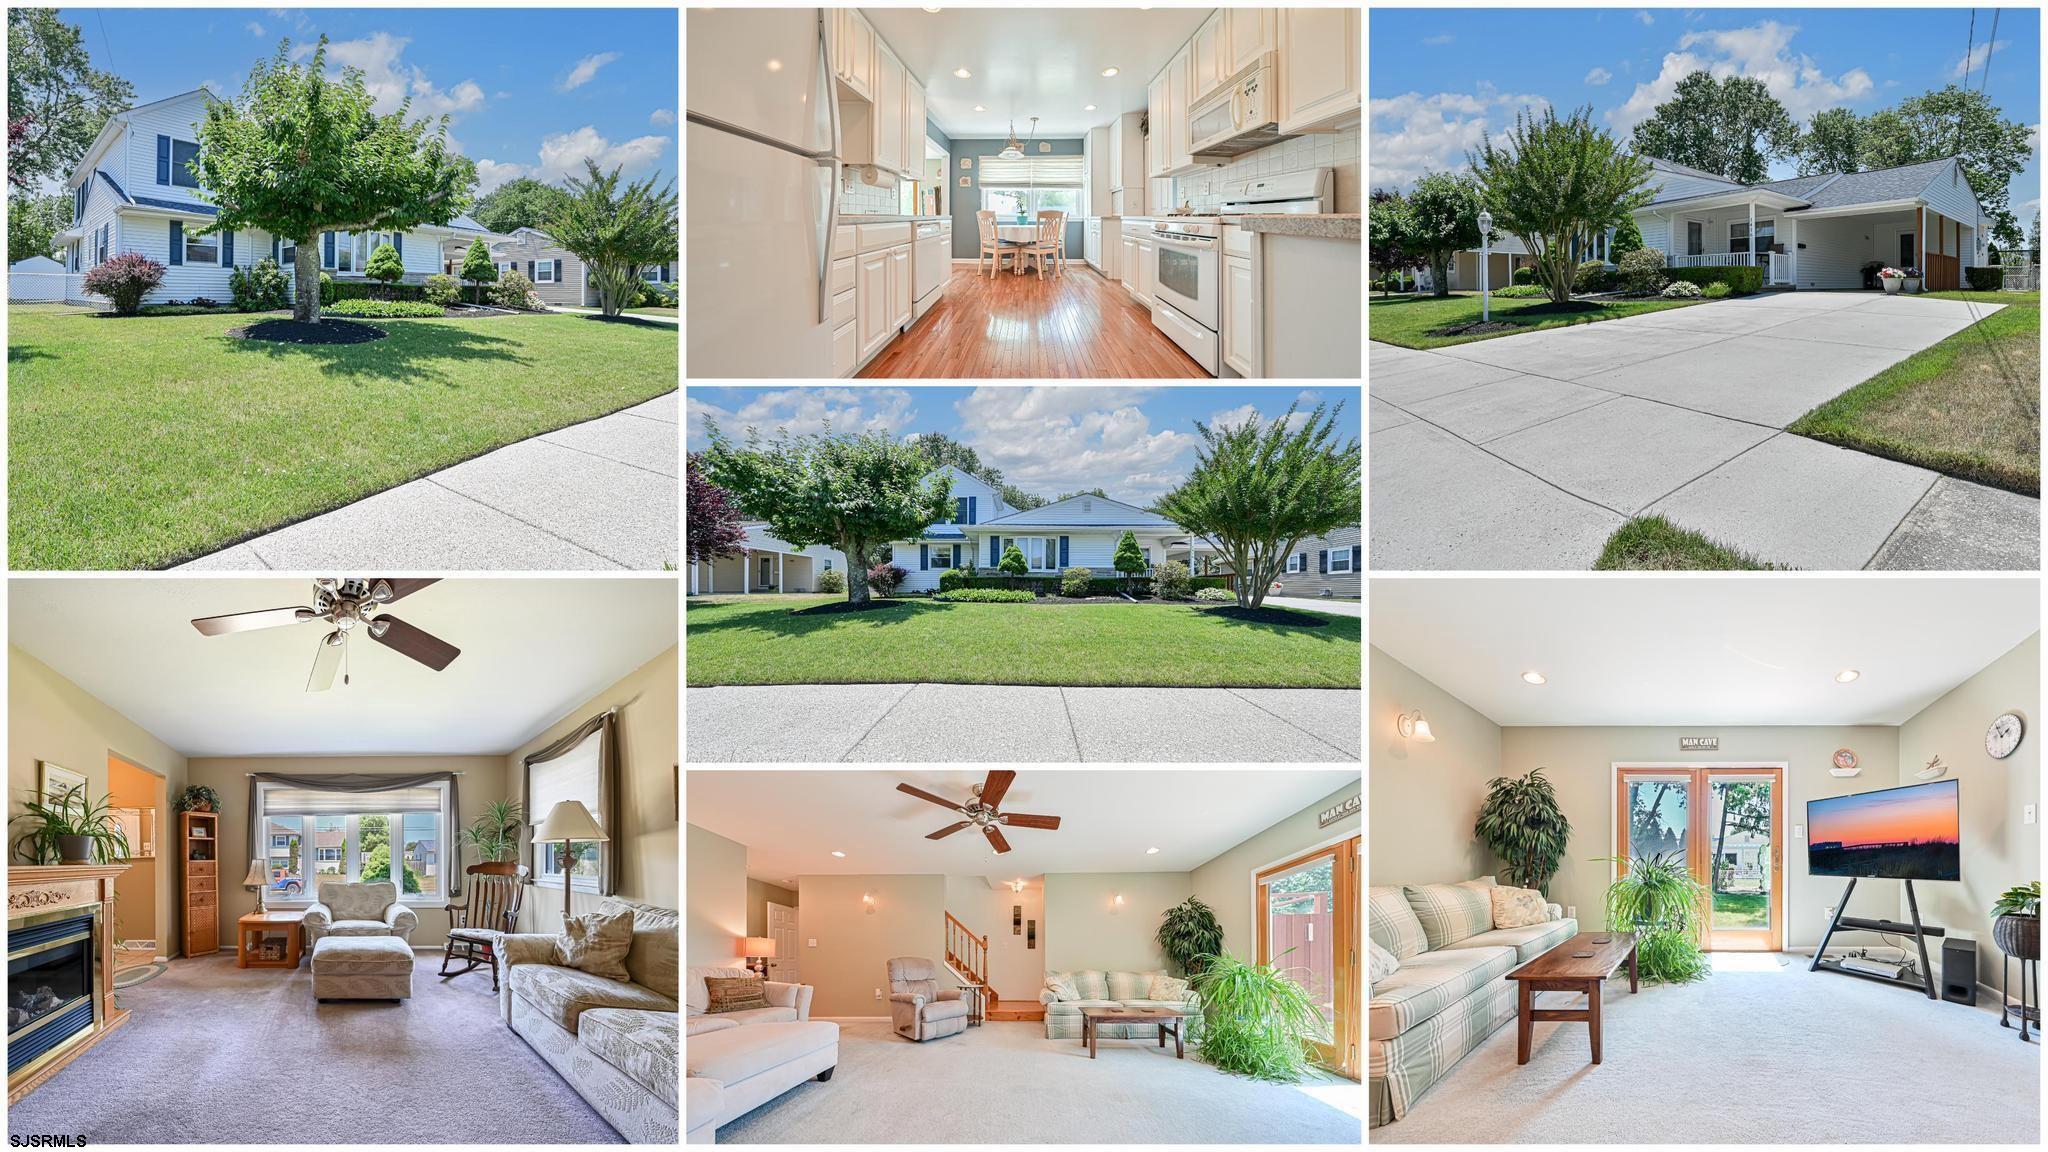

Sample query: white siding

[1784,210,1917,290]
[1636,211,1670,257]
[1919,160,1982,237]
[982,492,1164,529]
[965,530,1186,573]
[1646,168,1744,204]
[64,175,125,300]
[926,465,1010,522]
[120,93,214,209]
[113,211,275,303]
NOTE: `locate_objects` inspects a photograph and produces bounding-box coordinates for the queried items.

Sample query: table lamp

[533,800,610,923]
[741,936,778,977]
[244,859,268,914]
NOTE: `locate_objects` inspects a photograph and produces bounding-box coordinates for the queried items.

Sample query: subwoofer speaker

[1942,938,1978,1004]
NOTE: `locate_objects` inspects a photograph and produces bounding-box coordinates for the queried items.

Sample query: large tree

[1153,402,1360,610]
[1368,187,1422,294]
[1472,106,1653,304]
[6,10,134,189]
[1402,171,1482,297]
[686,452,748,566]
[702,423,954,606]
[8,191,69,264]
[1795,107,1865,176]
[1859,85,2032,249]
[908,431,1046,510]
[471,176,573,234]
[543,159,677,317]
[192,38,475,323]
[1630,72,1797,183]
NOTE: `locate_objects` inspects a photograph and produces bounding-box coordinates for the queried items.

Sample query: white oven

[1152,222,1221,374]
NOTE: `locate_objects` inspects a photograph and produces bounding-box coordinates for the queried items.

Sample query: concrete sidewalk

[178,391,678,570]
[687,683,1362,763]
[1261,596,1362,618]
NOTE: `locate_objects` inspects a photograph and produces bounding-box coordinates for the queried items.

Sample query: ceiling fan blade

[983,825,1012,854]
[896,783,963,812]
[306,632,342,692]
[979,769,1016,810]
[366,578,440,604]
[368,615,460,671]
[999,812,1061,830]
[191,606,317,636]
[925,821,970,840]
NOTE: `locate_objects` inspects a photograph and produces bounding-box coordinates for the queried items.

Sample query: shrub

[1661,280,1703,298]
[937,567,971,593]
[82,252,166,315]
[1576,259,1614,293]
[460,238,498,304]
[187,296,222,309]
[492,268,538,309]
[1153,559,1193,599]
[934,588,1035,603]
[1664,265,1762,295]
[815,568,845,594]
[1966,265,2006,291]
[229,257,290,311]
[632,278,674,307]
[424,273,461,306]
[865,562,906,598]
[1492,283,1547,298]
[1060,566,1092,598]
[318,271,336,305]
[1617,248,1667,295]
[1511,264,1535,285]
[364,242,405,296]
[1194,587,1236,602]
[998,545,1028,583]
[1191,576,1232,590]
[137,303,231,316]
[1702,281,1732,299]
[323,298,444,318]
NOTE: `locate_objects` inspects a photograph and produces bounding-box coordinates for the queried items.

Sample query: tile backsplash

[840,172,898,215]
[1171,124,1360,214]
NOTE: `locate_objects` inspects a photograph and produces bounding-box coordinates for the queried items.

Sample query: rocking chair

[439,862,529,991]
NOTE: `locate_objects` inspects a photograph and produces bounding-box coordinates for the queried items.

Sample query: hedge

[1191,576,1232,590]
[944,574,1154,597]
[933,589,1035,603]
[325,280,429,303]
[1965,266,2006,291]
[1664,265,1762,295]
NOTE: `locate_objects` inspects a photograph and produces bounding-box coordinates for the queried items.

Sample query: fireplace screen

[9,912,93,1039]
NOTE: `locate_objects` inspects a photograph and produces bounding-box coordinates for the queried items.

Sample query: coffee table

[1504,930,1637,1065]
[235,910,306,969]
[1077,1006,1185,1059]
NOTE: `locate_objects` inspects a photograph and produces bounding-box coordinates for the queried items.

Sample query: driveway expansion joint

[1223,689,1356,760]
[843,683,920,761]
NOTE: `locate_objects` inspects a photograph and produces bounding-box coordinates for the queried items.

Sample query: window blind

[977,155,1085,186]
[261,783,443,815]
[529,728,603,830]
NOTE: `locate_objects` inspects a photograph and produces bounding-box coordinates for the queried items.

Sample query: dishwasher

[912,221,948,324]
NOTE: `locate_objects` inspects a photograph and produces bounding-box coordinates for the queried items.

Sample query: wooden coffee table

[1077,1006,1185,1059]
[1505,930,1637,1065]
[235,910,306,969]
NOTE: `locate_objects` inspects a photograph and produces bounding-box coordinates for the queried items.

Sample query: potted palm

[1473,767,1572,893]
[14,785,132,865]
[458,799,527,875]
[1156,896,1225,977]
[1597,851,1708,983]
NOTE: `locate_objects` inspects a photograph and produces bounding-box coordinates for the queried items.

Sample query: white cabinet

[1084,219,1102,270]
[1278,8,1360,134]
[1107,111,1145,199]
[1227,8,1277,77]
[874,41,905,175]
[1120,235,1138,294]
[903,75,926,179]
[1191,11,1227,106]
[1223,251,1259,376]
[889,244,912,330]
[1085,125,1111,214]
[1136,237,1155,306]
[832,315,858,377]
[1145,70,1169,178]
[830,9,876,101]
[1151,176,1177,216]
[856,249,893,359]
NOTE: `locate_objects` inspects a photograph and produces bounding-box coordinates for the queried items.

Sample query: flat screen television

[1806,779,1960,881]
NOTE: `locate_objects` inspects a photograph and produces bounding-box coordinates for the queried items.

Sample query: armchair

[303,880,418,948]
[886,956,968,1042]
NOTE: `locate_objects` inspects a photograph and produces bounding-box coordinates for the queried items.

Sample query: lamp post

[1477,208,1494,322]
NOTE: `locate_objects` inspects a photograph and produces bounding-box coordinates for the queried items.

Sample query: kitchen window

[977,154,1086,218]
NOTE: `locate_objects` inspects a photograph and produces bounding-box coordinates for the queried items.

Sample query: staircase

[944,911,992,1026]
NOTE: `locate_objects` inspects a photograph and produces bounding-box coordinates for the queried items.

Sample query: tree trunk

[844,538,871,604]
[1711,801,1730,896]
[293,238,321,323]
[1430,253,1451,297]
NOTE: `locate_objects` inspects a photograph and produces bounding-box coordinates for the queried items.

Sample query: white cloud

[951,388,1196,505]
[1607,21,1873,136]
[245,21,265,37]
[1636,10,1655,25]
[1951,40,2007,81]
[1585,67,1613,86]
[685,388,920,449]
[650,108,677,127]
[473,126,673,193]
[1368,83,1551,192]
[315,32,485,120]
[1423,34,1454,46]
[560,52,621,93]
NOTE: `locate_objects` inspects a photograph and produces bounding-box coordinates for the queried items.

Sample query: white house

[57,88,496,306]
[488,227,676,308]
[690,524,846,595]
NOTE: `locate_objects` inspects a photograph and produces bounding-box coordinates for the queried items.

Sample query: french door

[1614,765,1784,952]
[1256,833,1360,1080]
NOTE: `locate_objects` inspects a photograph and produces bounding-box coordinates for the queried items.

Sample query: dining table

[996,223,1046,275]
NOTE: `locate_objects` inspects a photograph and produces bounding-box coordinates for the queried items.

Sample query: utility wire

[1982,8,2001,95]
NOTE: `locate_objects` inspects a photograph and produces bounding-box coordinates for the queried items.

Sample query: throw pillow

[1457,876,1498,889]
[1047,975,1081,1002]
[703,975,770,1014]
[1368,886,1429,960]
[1490,885,1550,929]
[556,906,636,981]
[1148,974,1191,1001]
[1402,883,1495,951]
[1368,940,1400,983]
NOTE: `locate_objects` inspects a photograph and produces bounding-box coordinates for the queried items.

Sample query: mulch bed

[1197,605,1333,627]
[1425,320,1524,337]
[790,599,911,616]
[228,318,387,344]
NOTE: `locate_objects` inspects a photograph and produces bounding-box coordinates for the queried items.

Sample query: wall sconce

[1397,710,1436,742]
[1009,878,1025,893]
[862,891,876,914]
[1111,892,1125,913]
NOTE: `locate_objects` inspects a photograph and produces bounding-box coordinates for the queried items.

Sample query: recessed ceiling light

[1145,846,1160,854]
[1101,67,1119,77]
[974,105,986,112]
[1085,104,1097,111]
[1835,669,1861,683]
[830,850,846,857]
[1522,671,1546,685]
[954,67,971,79]
[923,7,943,12]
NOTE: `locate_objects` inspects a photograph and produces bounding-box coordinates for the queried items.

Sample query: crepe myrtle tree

[1471,105,1652,305]
[1153,401,1361,611]
[1401,171,1482,297]
[702,421,953,606]
[192,38,475,324]
[459,239,497,305]
[544,159,678,317]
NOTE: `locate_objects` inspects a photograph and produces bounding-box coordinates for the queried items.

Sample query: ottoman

[311,934,414,1002]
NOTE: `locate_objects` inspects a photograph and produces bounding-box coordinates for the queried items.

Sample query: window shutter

[1318,550,1328,573]
[990,535,1000,566]
[1059,536,1069,567]
[1351,544,1361,571]
[528,260,536,281]
[169,220,183,265]
[393,232,403,257]
[952,544,961,568]
[920,544,929,571]
[955,497,967,524]
[221,230,234,267]
[553,259,562,281]
[324,231,335,267]
[156,135,171,184]
[968,496,977,524]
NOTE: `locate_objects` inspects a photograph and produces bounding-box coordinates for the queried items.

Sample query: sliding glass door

[1614,766,1784,952]
[1256,834,1360,1079]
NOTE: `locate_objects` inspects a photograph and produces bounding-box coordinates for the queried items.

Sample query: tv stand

[1810,877,1941,1000]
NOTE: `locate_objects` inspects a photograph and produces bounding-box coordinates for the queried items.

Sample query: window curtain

[246,771,463,895]
[522,711,620,896]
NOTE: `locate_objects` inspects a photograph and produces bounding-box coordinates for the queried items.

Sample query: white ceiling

[1371,579,2040,727]
[688,769,1357,885]
[865,7,1210,138]
[10,578,678,757]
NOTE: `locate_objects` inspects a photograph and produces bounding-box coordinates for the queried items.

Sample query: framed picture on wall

[958,176,970,187]
[1013,905,1022,934]
[40,761,87,810]
[1027,919,1036,949]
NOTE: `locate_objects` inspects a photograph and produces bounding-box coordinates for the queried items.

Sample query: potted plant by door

[458,799,527,875]
[174,785,220,814]
[1597,850,1710,983]
[14,785,132,864]
[1903,266,1923,294]
[1878,267,1905,294]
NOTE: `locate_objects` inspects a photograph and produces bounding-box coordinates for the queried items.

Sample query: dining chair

[975,211,1017,279]
[1022,211,1066,280]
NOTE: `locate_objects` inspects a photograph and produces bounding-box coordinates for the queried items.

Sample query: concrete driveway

[1371,292,2038,570]
[1260,596,1362,618]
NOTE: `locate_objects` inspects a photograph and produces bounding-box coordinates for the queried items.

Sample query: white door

[767,902,799,983]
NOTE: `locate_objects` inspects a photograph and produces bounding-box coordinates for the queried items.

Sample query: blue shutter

[968,496,977,524]
[1059,536,1069,567]
[272,237,280,263]
[990,535,1000,566]
[393,232,403,258]
[221,230,234,267]
[919,544,929,571]
[952,544,961,568]
[528,260,535,281]
[324,232,335,267]
[168,220,183,265]
[1351,545,1361,571]
[1318,550,1328,573]
[955,497,967,524]
[156,135,171,184]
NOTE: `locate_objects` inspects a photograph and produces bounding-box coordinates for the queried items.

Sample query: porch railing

[1666,251,1793,286]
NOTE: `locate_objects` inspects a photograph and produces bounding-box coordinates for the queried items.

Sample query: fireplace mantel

[8,862,131,1103]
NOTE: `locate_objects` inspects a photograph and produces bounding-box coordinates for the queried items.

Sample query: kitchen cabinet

[1223,251,1258,376]
[1161,43,1210,176]
[1085,125,1111,214]
[830,8,876,101]
[889,244,912,330]
[1278,8,1361,134]
[832,316,858,377]
[1151,176,1177,216]
[875,41,906,176]
[1227,8,1277,77]
[1107,111,1145,199]
[1084,219,1102,270]
[903,75,926,179]
[1136,236,1155,306]
[1120,235,1138,294]
[856,249,893,360]
[1191,11,1226,106]
[1145,71,1168,178]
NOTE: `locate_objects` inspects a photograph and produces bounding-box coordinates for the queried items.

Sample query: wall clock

[1986,712,2025,759]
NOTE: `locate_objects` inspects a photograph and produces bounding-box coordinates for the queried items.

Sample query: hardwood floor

[985,994,1045,1022]
[859,264,1209,378]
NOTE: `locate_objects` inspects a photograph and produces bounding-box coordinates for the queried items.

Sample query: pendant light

[999,116,1038,160]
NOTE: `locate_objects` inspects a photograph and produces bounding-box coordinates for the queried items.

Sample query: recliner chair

[886,956,969,1042]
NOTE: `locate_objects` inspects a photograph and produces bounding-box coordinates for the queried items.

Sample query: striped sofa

[1037,969,1199,1040]
[1369,879,1576,1128]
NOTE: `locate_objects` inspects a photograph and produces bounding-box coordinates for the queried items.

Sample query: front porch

[1654,193,1975,292]
[691,548,827,595]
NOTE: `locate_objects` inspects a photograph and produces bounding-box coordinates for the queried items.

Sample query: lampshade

[741,936,778,958]
[533,800,609,843]
[243,860,266,888]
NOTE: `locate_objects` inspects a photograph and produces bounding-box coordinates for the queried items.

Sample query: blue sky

[685,387,1363,506]
[1370,9,2041,228]
[59,8,676,197]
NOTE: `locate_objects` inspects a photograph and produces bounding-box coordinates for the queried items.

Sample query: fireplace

[7,908,100,1078]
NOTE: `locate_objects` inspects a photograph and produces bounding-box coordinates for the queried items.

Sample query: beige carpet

[712,1019,1363,1143]
[1375,953,2040,1143]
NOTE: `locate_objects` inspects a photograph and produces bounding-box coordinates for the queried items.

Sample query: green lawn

[1368,290,1705,349]
[1594,516,1789,571]
[625,306,677,316]
[1787,291,2039,495]
[685,595,1362,688]
[9,306,677,569]
[1713,890,1768,928]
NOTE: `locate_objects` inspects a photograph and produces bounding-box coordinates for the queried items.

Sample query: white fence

[7,271,68,303]
[1666,250,1792,285]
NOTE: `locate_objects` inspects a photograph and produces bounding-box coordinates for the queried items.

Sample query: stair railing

[944,910,990,1024]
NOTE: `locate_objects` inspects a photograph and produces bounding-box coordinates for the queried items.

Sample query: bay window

[254,780,449,904]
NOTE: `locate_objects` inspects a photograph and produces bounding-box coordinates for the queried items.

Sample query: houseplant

[174,784,220,813]
[1991,881,2039,959]
[14,786,132,865]
[1188,948,1328,1082]
[1157,896,1225,977]
[1472,767,1572,893]
[1597,850,1709,983]
[459,799,527,873]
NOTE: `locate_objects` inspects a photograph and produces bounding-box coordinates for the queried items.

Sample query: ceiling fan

[190,578,460,692]
[897,770,1061,855]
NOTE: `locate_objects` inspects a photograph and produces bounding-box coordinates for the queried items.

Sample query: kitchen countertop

[839,213,949,223]
[1231,214,1361,240]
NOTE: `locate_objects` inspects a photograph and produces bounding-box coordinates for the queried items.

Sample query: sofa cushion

[319,880,397,921]
[1106,970,1164,1001]
[686,1016,740,1037]
[1369,887,1429,960]
[1369,940,1401,982]
[1368,945,1515,1040]
[704,975,770,1014]
[710,1004,798,1026]
[1441,917,1579,964]
[1046,975,1080,1001]
[1489,885,1550,929]
[1043,998,1122,1016]
[1403,883,1495,951]
[601,898,680,1002]
[1147,974,1191,1001]
[579,1008,679,1110]
[512,963,681,1031]
[685,1020,839,1086]
[559,906,636,982]
[326,919,398,937]
[1072,970,1109,1000]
